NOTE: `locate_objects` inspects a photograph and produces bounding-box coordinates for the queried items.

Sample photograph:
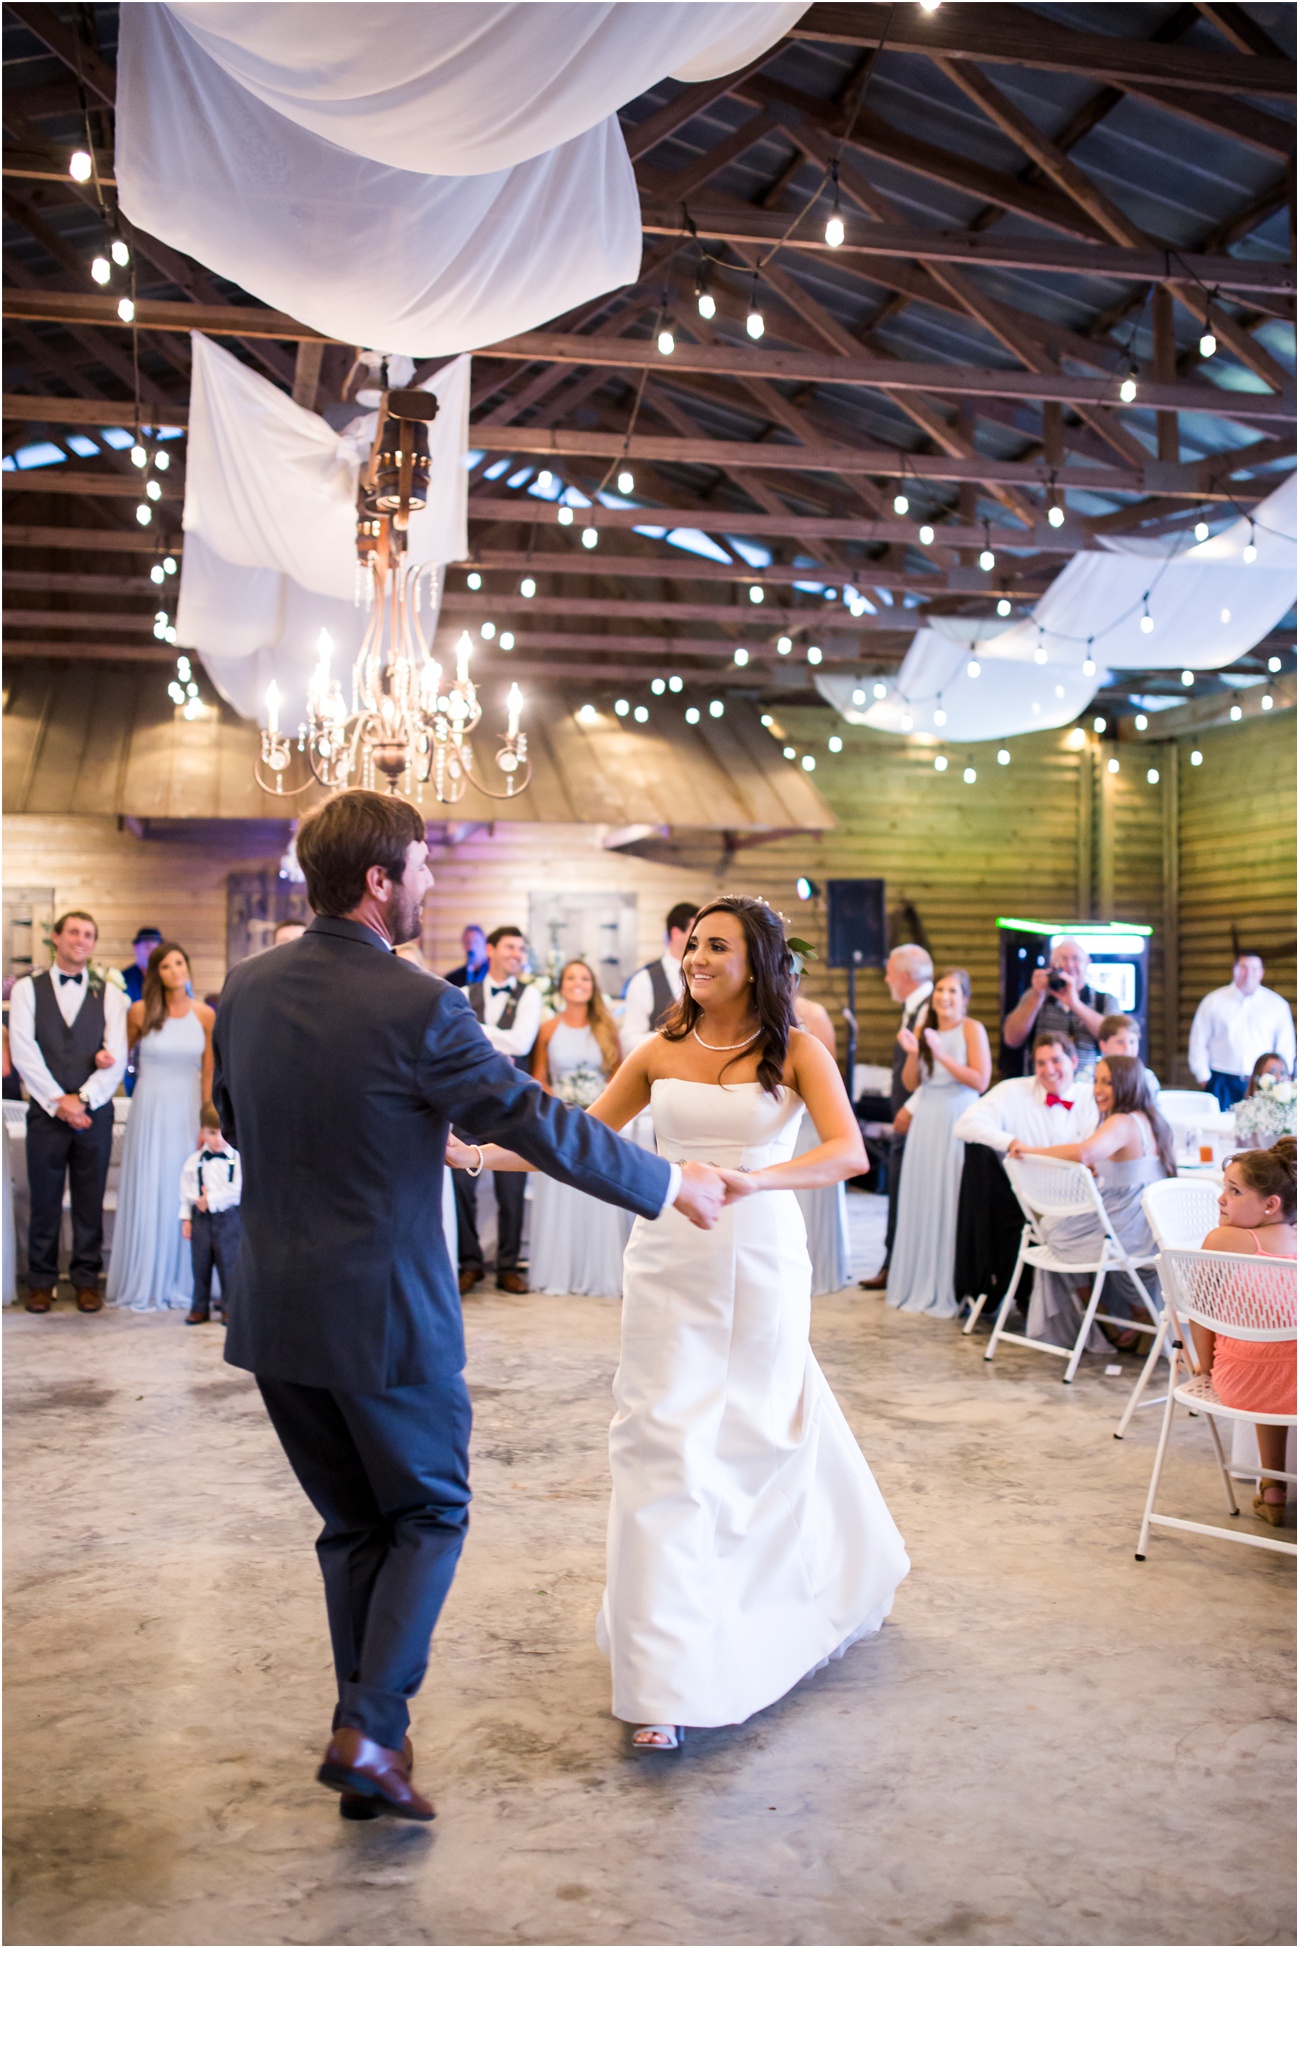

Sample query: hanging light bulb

[1107,756,1120,774]
[163,556,177,575]
[617,469,634,495]
[916,524,933,547]
[979,547,995,572]
[581,526,598,550]
[91,254,111,286]
[130,443,147,469]
[963,764,977,784]
[155,450,169,471]
[711,700,726,719]
[806,645,822,666]
[657,327,675,355]
[934,754,948,773]
[466,570,482,590]
[776,635,792,655]
[996,598,1011,618]
[734,648,749,667]
[145,478,162,501]
[1267,655,1282,673]
[480,621,496,640]
[1093,716,1106,733]
[1189,749,1203,766]
[697,289,716,320]
[997,748,1011,765]
[1181,669,1194,687]
[1034,637,1048,666]
[150,563,165,586]
[1229,701,1243,721]
[117,296,135,323]
[558,505,574,525]
[69,148,92,182]
[651,677,666,695]
[824,160,845,247]
[177,656,192,682]
[686,706,701,725]
[873,682,888,700]
[1194,517,1210,542]
[966,656,981,679]
[1199,322,1216,359]
[1119,371,1137,404]
[696,259,716,321]
[1261,694,1274,710]
[1140,601,1154,633]
[135,504,152,526]
[1146,766,1160,785]
[1082,645,1097,678]
[749,584,764,604]
[537,471,553,491]
[520,576,536,598]
[1047,504,1065,529]
[746,272,764,341]
[112,237,129,268]
[1134,713,1148,731]
[893,492,909,515]
[1243,523,1257,564]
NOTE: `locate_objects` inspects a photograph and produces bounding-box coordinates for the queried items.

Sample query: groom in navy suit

[213,789,725,1819]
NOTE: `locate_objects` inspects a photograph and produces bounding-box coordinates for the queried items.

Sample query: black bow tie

[58,972,84,986]
[488,982,513,996]
[199,1149,225,1163]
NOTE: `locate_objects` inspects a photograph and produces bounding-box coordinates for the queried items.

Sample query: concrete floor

[4,1196,1294,1946]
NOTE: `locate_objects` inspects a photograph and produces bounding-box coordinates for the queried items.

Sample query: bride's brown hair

[660,894,795,1096]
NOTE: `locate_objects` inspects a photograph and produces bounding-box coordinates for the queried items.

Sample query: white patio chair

[983,1156,1164,1383]
[1113,1178,1221,1439]
[1136,1247,1297,1562]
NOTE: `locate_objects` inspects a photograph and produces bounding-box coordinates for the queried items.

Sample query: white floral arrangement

[1233,1073,1297,1149]
[553,1065,605,1109]
[88,962,128,996]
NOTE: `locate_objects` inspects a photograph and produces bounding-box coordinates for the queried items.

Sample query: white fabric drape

[117,3,805,354]
[177,334,470,721]
[819,475,1296,742]
[166,3,809,175]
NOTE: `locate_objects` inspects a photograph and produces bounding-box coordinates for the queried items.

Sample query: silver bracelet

[465,1145,485,1179]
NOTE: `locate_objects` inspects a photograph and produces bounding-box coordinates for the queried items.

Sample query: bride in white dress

[455,896,909,1751]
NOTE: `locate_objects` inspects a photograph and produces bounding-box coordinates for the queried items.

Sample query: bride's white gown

[598,1078,909,1728]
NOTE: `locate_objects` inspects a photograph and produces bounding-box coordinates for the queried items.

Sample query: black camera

[1047,971,1068,994]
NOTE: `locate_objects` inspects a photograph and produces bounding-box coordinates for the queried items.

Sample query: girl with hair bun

[1195,1136,1296,1526]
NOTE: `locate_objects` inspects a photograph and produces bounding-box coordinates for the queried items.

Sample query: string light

[749,584,764,604]
[934,754,948,772]
[1194,516,1210,542]
[633,705,649,723]
[1147,766,1160,785]
[91,254,111,285]
[155,450,169,471]
[130,443,148,469]
[776,635,792,655]
[1243,522,1257,564]
[617,469,634,495]
[1140,597,1153,633]
[933,701,947,726]
[669,674,683,691]
[581,526,598,549]
[1034,632,1048,666]
[1267,655,1282,672]
[801,754,817,771]
[1093,716,1106,733]
[117,296,134,322]
[1229,701,1243,721]
[966,655,981,679]
[135,504,152,525]
[997,748,1011,765]
[824,161,845,247]
[150,563,165,585]
[979,524,995,572]
[163,556,176,574]
[873,682,888,699]
[963,763,977,784]
[1047,503,1065,529]
[893,491,909,515]
[145,478,161,501]
[112,237,129,268]
[783,745,796,758]
[466,571,482,589]
[1134,713,1148,731]
[499,631,514,651]
[480,621,496,640]
[734,648,749,667]
[1199,314,1216,359]
[1181,669,1194,687]
[1119,369,1137,404]
[614,698,629,717]
[761,712,774,726]
[806,645,822,666]
[577,704,597,723]
[1190,749,1203,765]
[537,471,553,491]
[996,597,1011,618]
[69,148,92,181]
[696,258,716,321]
[557,505,574,525]
[918,524,935,546]
[685,705,701,724]
[657,326,675,356]
[828,734,843,752]
[745,272,765,341]
[710,699,725,718]
[520,576,535,597]
[651,677,666,694]
[1261,693,1273,710]
[1107,757,1120,774]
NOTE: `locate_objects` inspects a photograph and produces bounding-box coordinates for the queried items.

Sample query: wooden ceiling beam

[789,5,1296,97]
[5,5,116,107]
[637,206,1296,295]
[619,48,794,161]
[1192,4,1291,60]
[2,393,189,430]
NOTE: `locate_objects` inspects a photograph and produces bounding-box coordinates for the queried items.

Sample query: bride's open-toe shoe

[632,1724,685,1751]
[1254,1481,1288,1527]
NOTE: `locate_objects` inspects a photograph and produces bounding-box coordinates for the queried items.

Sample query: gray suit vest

[31,971,107,1095]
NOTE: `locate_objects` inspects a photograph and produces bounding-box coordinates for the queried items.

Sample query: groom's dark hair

[297,790,426,916]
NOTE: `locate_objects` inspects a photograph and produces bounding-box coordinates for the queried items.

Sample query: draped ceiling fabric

[117,2,807,354]
[818,475,1297,743]
[177,334,471,721]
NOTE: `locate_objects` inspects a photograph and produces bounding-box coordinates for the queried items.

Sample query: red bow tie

[1044,1093,1074,1110]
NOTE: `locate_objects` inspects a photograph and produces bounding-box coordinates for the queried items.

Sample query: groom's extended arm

[417,985,673,1220]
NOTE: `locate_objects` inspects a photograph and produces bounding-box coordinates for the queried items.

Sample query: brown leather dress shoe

[858,1268,889,1291]
[75,1287,103,1313]
[458,1269,482,1296]
[25,1287,54,1314]
[319,1728,434,1821]
[339,1736,415,1820]
[185,1309,210,1325]
[496,1271,529,1294]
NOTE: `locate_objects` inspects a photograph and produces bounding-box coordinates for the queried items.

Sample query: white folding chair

[1157,1090,1222,1124]
[1136,1247,1297,1561]
[1113,1178,1221,1439]
[983,1157,1163,1383]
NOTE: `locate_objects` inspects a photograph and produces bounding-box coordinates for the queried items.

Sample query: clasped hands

[442,1136,752,1232]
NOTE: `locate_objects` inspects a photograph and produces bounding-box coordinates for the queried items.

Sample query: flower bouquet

[1233,1073,1297,1150]
[554,1065,605,1109]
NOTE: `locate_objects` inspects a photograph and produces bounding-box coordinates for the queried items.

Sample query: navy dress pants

[452,1164,525,1275]
[1207,1071,1248,1112]
[189,1207,242,1314]
[256,1374,472,1753]
[25,1100,114,1289]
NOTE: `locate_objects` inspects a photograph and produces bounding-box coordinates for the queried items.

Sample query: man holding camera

[1002,938,1117,1077]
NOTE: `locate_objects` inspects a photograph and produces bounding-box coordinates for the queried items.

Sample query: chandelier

[255,380,531,804]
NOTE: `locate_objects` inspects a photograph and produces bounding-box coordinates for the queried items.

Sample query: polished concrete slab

[4,1198,1294,1946]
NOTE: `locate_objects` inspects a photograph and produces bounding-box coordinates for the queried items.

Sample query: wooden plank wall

[1175,710,1297,1076]
[4,713,1293,1078]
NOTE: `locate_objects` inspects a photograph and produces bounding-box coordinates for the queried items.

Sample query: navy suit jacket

[212,916,669,1391]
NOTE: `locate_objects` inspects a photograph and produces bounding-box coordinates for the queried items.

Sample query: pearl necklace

[693,1023,760,1052]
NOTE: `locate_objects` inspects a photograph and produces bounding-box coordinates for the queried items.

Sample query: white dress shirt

[953,1075,1099,1154]
[1187,983,1296,1083]
[7,970,129,1118]
[620,950,685,1054]
[179,1145,243,1219]
[476,977,543,1061]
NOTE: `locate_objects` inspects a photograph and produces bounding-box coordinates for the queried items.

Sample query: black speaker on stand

[825,879,886,1094]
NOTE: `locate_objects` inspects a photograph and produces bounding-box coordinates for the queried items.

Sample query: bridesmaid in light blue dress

[529,961,631,1296]
[887,968,992,1318]
[108,942,214,1311]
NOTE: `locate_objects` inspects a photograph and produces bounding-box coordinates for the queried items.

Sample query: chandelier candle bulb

[506,684,523,738]
[265,682,281,735]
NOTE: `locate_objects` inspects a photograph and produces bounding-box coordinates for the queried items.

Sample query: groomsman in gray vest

[454,925,543,1294]
[619,901,699,1054]
[860,944,932,1293]
[8,909,128,1312]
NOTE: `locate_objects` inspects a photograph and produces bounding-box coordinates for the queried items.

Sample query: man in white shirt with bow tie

[953,1031,1099,1155]
[455,925,544,1294]
[8,908,128,1312]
